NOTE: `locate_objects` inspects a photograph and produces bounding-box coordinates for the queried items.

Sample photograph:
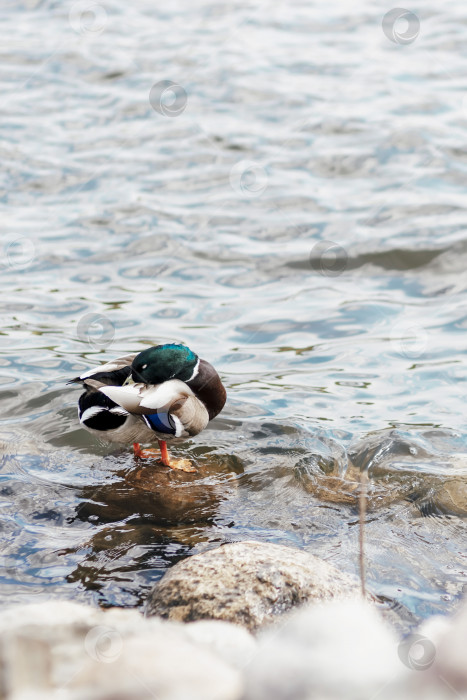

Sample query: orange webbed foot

[164,457,196,473]
[133,443,160,459]
[158,440,196,472]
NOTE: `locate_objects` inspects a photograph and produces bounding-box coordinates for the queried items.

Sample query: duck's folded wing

[99,380,185,413]
[100,380,209,437]
[98,382,148,413]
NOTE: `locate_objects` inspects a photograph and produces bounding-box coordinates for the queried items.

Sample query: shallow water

[1,0,467,626]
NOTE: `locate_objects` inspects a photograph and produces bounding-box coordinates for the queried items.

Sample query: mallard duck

[69,343,226,472]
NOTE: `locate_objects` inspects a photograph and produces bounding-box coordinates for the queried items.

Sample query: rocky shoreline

[0,540,466,699]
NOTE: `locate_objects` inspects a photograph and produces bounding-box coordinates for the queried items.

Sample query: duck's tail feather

[78,391,129,432]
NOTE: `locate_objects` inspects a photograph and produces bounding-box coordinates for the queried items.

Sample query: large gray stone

[146,540,360,632]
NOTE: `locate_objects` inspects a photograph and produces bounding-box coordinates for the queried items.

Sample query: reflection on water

[65,453,241,601]
[74,453,240,526]
[1,0,467,626]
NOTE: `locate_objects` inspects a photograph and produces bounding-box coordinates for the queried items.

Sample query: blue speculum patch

[144,412,176,435]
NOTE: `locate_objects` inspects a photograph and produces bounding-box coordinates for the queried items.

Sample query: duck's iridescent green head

[131,343,198,384]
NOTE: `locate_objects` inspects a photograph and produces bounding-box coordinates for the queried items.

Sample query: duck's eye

[141,363,148,370]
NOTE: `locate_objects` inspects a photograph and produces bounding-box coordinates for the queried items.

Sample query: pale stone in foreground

[0,601,245,700]
[244,599,403,700]
[3,594,467,700]
[184,619,257,669]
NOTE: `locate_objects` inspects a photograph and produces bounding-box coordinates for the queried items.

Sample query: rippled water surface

[1,0,467,626]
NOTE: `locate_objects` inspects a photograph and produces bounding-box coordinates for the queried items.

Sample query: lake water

[1,0,467,627]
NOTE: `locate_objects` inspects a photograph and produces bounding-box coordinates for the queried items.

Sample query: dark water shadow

[64,451,243,601]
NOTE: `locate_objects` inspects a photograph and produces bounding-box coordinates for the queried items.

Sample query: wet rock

[347,429,467,516]
[347,429,467,480]
[244,599,402,700]
[347,429,435,476]
[0,601,244,700]
[295,434,347,478]
[294,428,467,515]
[294,436,359,506]
[416,476,467,517]
[296,471,360,506]
[146,540,360,632]
[294,430,430,510]
[76,455,238,525]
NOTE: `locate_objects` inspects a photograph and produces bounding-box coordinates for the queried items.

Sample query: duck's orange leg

[158,439,196,473]
[159,440,169,465]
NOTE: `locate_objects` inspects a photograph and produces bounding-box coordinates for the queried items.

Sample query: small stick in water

[358,466,368,598]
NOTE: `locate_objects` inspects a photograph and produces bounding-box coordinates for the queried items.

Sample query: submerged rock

[415,476,467,517]
[146,540,360,632]
[348,429,467,516]
[76,454,239,525]
[296,428,467,516]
